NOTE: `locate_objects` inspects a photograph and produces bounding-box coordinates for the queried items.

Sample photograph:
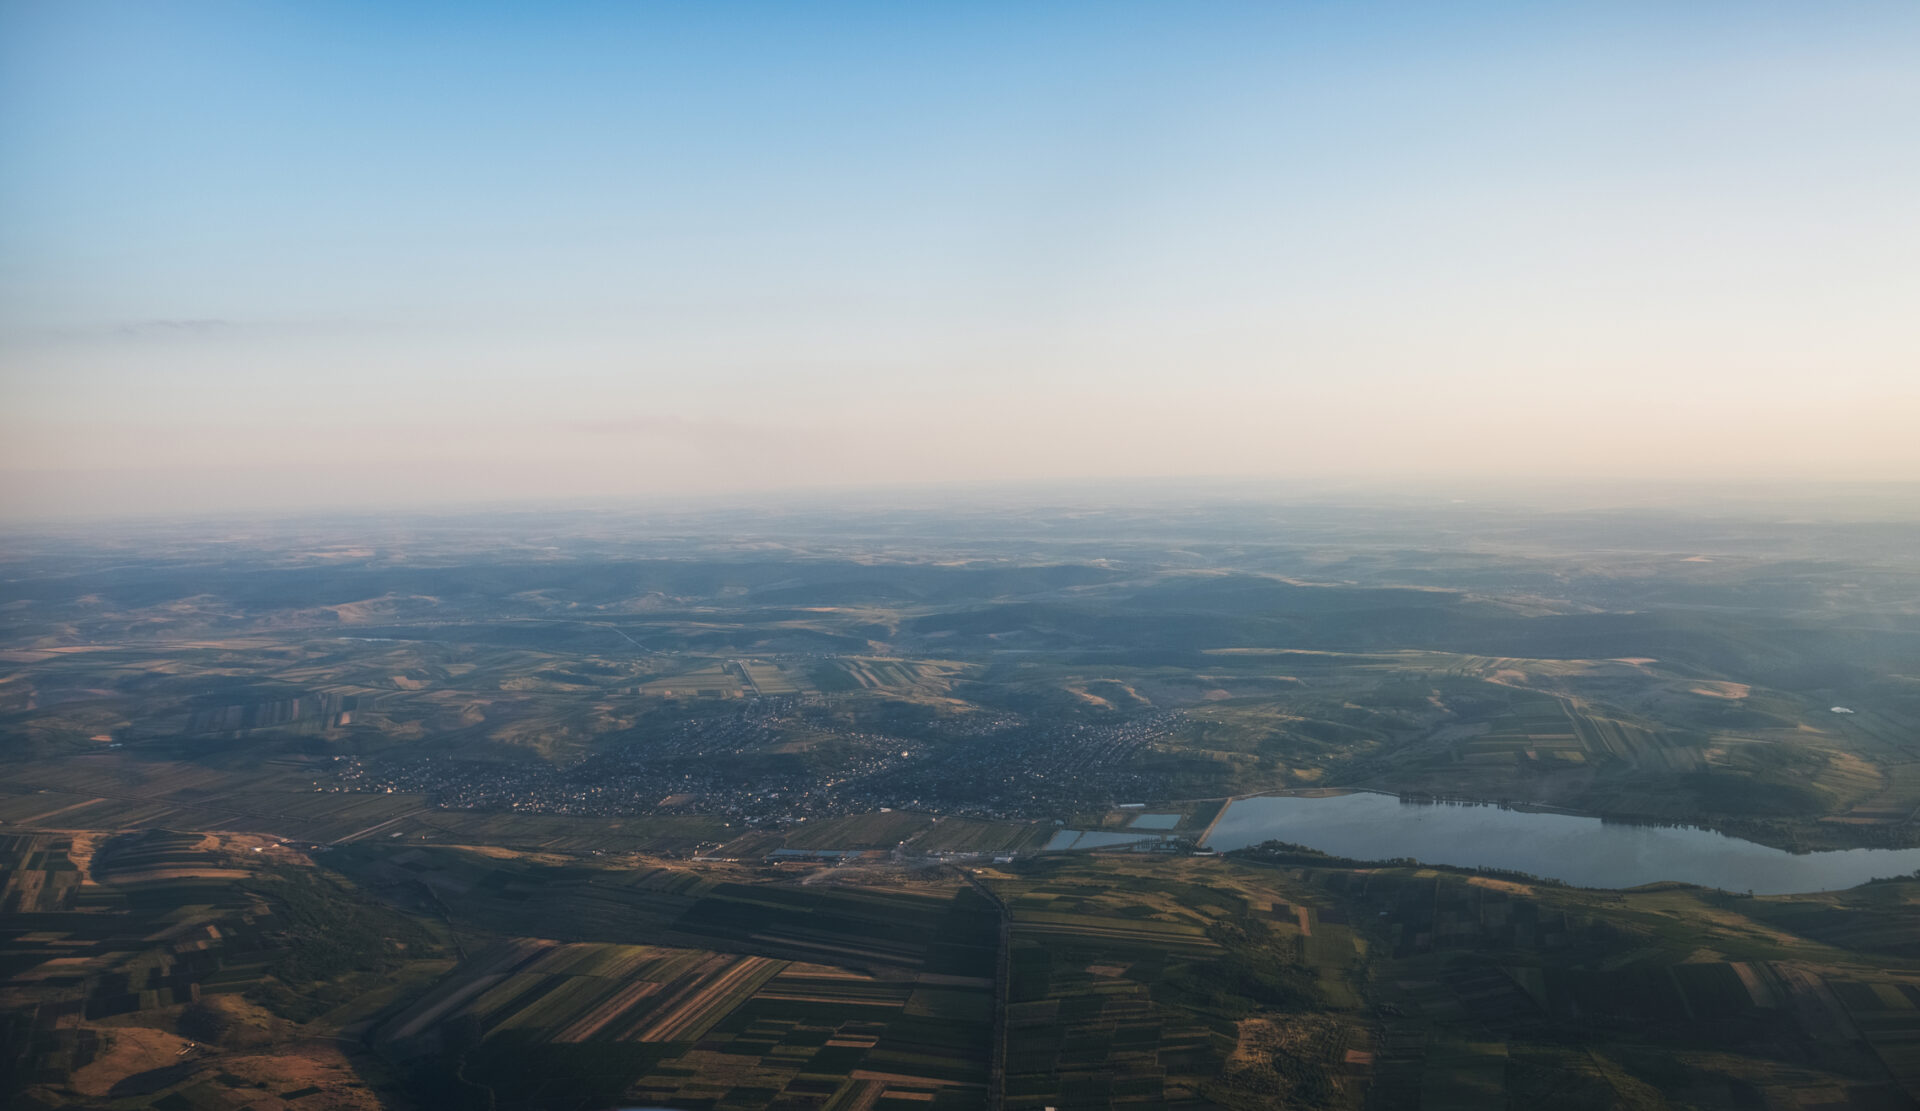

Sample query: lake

[1201,791,1920,895]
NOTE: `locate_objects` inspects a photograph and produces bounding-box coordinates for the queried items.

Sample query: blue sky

[4,2,1917,516]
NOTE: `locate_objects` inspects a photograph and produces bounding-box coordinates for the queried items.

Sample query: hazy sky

[3,1,1918,517]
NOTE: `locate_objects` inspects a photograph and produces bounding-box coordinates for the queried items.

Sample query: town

[326,702,1189,826]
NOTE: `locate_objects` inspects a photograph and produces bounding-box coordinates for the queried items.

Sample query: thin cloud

[568,413,800,445]
[114,319,235,337]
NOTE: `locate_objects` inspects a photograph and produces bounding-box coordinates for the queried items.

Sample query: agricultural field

[381,938,992,1110]
[1447,693,1589,768]
[0,830,451,1110]
[7,819,1920,1108]
[775,810,937,851]
[991,853,1370,1110]
[0,758,433,845]
[811,657,967,700]
[976,844,1920,1109]
[639,661,751,699]
[1233,843,1920,1110]
[370,808,729,855]
[909,816,1054,854]
[328,841,999,1109]
[0,753,732,856]
[379,939,786,1048]
[335,841,1000,976]
[736,659,805,696]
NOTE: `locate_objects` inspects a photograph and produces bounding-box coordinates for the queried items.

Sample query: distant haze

[3,2,1918,519]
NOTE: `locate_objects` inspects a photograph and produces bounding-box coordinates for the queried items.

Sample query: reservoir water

[1043,829,1170,851]
[1201,791,1920,895]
